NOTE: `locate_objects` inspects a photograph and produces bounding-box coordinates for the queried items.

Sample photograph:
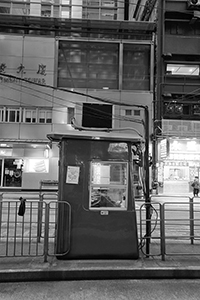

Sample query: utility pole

[144,106,151,257]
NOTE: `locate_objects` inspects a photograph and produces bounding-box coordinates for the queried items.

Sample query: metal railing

[138,197,200,260]
[1,195,200,262]
[0,198,71,262]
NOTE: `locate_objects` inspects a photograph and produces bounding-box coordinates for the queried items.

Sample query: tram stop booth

[47,130,144,259]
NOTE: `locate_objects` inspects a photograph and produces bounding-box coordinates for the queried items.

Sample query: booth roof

[47,130,144,143]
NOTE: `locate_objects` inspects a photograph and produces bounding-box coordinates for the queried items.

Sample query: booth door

[56,160,139,259]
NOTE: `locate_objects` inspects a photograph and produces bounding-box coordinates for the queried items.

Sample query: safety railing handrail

[1,197,200,262]
[139,197,200,261]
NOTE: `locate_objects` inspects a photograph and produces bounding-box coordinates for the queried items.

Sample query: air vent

[187,0,200,10]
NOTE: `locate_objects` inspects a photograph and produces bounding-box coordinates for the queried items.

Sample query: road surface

[0,279,200,300]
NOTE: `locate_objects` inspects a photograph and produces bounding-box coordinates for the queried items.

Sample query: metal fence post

[0,193,3,237]
[44,203,50,263]
[37,193,43,243]
[160,203,166,261]
[189,197,194,245]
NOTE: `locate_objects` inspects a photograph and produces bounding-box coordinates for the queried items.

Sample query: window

[134,110,140,116]
[67,107,75,124]
[89,161,128,210]
[39,110,45,123]
[3,158,22,187]
[58,41,151,91]
[4,108,20,122]
[25,109,33,123]
[125,109,140,117]
[0,108,4,122]
[58,41,119,89]
[39,110,52,123]
[166,64,199,76]
[12,3,30,15]
[46,110,52,123]
[61,6,70,17]
[125,109,132,116]
[0,107,52,124]
[123,44,150,90]
[41,4,51,16]
[0,2,10,14]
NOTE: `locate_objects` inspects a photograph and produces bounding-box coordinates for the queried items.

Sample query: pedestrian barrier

[138,197,200,260]
[0,194,70,262]
[1,196,200,262]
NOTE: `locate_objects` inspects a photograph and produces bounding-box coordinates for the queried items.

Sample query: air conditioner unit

[187,0,200,10]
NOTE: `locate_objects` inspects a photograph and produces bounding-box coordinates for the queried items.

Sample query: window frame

[89,160,128,211]
[57,39,152,91]
[166,63,200,76]
[0,107,52,124]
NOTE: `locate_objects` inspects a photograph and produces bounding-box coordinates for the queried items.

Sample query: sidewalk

[1,242,200,282]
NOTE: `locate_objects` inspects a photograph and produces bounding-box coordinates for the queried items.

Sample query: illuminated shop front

[158,138,200,194]
[0,142,58,189]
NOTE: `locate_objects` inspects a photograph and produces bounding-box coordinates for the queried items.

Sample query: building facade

[0,0,157,21]
[0,3,156,190]
[156,0,200,194]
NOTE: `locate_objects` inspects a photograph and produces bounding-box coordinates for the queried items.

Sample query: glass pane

[67,107,74,124]
[41,5,51,16]
[58,41,119,89]
[0,3,10,14]
[3,158,22,187]
[32,110,36,123]
[0,109,4,122]
[61,6,69,17]
[123,44,150,91]
[90,161,128,210]
[102,0,116,7]
[39,111,45,123]
[61,0,70,4]
[84,0,100,6]
[90,187,127,208]
[0,159,2,186]
[5,110,8,122]
[9,110,16,122]
[25,110,31,122]
[12,3,30,15]
[53,5,59,17]
[82,7,100,19]
[16,110,20,122]
[46,111,52,123]
[166,64,199,75]
[91,162,127,185]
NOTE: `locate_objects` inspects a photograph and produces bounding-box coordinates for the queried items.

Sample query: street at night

[1,279,200,300]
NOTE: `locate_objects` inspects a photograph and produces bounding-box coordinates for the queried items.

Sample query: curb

[1,268,200,282]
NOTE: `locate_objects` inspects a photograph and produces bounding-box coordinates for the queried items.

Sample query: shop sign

[0,62,47,85]
[160,138,169,159]
[0,35,54,86]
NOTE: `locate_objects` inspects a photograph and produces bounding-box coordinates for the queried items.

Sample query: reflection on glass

[90,161,128,210]
[91,162,127,185]
[91,187,126,208]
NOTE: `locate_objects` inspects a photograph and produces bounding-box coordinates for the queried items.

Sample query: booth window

[89,161,128,210]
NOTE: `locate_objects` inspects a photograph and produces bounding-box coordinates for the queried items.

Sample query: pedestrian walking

[191,176,200,197]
